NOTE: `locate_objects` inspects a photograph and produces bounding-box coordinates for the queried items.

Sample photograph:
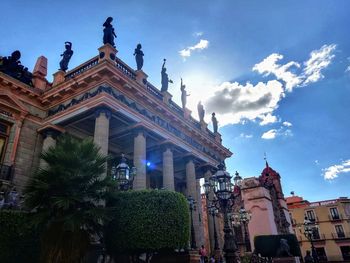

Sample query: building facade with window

[0,43,232,248]
[287,196,350,262]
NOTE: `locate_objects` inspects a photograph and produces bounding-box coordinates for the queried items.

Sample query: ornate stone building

[0,43,232,248]
[240,162,293,251]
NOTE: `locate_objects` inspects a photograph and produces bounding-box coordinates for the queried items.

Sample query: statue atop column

[59,42,73,72]
[197,101,205,122]
[134,43,144,70]
[180,78,190,109]
[211,112,218,133]
[103,17,117,47]
[161,59,173,92]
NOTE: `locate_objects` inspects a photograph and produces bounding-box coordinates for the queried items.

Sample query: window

[315,247,327,262]
[0,122,9,163]
[340,246,350,261]
[306,210,316,221]
[312,228,321,240]
[330,207,340,220]
[335,225,345,238]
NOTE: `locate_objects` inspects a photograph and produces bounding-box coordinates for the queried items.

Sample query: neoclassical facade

[0,44,232,247]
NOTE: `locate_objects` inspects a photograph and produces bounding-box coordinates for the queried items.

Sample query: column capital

[132,127,149,138]
[38,125,65,139]
[42,129,61,140]
[160,141,175,153]
[183,154,197,164]
[94,107,112,119]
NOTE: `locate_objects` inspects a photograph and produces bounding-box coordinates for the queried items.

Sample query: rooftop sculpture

[103,17,117,47]
[212,112,218,133]
[161,59,173,92]
[59,42,73,72]
[134,43,144,71]
[0,50,33,86]
[197,101,205,122]
[180,78,190,109]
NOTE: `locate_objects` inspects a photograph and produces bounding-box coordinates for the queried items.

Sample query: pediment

[0,90,28,114]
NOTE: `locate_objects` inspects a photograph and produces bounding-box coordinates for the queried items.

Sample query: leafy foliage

[254,234,301,257]
[0,210,40,263]
[24,135,115,263]
[105,190,190,257]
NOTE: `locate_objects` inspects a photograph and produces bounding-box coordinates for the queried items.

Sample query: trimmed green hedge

[105,190,190,255]
[254,234,301,257]
[0,210,40,263]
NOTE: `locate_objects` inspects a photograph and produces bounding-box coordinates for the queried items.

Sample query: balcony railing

[115,57,136,80]
[312,233,326,241]
[0,164,13,181]
[332,232,350,239]
[65,57,99,80]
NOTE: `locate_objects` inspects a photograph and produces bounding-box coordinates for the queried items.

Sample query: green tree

[105,190,190,262]
[24,135,114,263]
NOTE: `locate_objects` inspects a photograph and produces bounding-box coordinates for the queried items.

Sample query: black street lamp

[187,195,197,250]
[300,217,319,263]
[208,204,220,250]
[111,154,136,190]
[203,163,240,263]
[230,207,252,252]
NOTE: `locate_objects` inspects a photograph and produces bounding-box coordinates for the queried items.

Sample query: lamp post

[301,217,319,263]
[187,195,197,250]
[203,163,241,263]
[111,154,136,190]
[230,207,252,252]
[208,204,219,250]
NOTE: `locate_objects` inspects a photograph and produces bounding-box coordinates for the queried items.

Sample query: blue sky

[1,0,349,201]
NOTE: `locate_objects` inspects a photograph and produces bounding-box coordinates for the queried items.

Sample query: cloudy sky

[1,0,349,201]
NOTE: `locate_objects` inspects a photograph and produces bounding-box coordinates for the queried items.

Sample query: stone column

[133,130,146,190]
[205,169,215,253]
[162,146,174,191]
[39,130,59,168]
[185,157,202,248]
[94,108,111,178]
[196,179,205,247]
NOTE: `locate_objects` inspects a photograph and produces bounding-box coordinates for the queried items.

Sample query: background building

[287,195,350,262]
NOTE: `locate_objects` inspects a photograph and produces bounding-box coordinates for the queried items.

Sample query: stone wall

[13,119,43,191]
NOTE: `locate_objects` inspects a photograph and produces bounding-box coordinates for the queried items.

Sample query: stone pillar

[185,157,202,248]
[98,44,118,63]
[133,130,146,190]
[205,169,215,253]
[39,130,59,168]
[53,70,65,86]
[196,179,205,247]
[135,70,148,86]
[32,56,48,91]
[162,146,174,191]
[94,108,111,178]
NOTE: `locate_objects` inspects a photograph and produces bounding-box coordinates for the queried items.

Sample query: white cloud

[179,39,209,58]
[253,44,337,92]
[346,65,350,73]
[323,159,350,180]
[302,44,337,85]
[261,129,277,139]
[199,44,336,127]
[205,80,285,126]
[283,121,292,127]
[253,54,302,92]
[260,113,278,126]
[239,133,253,139]
[194,32,203,37]
[261,126,293,140]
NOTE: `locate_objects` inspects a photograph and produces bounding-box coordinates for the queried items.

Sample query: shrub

[105,190,190,257]
[254,234,301,258]
[0,210,40,263]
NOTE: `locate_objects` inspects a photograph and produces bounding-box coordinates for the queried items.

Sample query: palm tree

[24,135,115,263]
